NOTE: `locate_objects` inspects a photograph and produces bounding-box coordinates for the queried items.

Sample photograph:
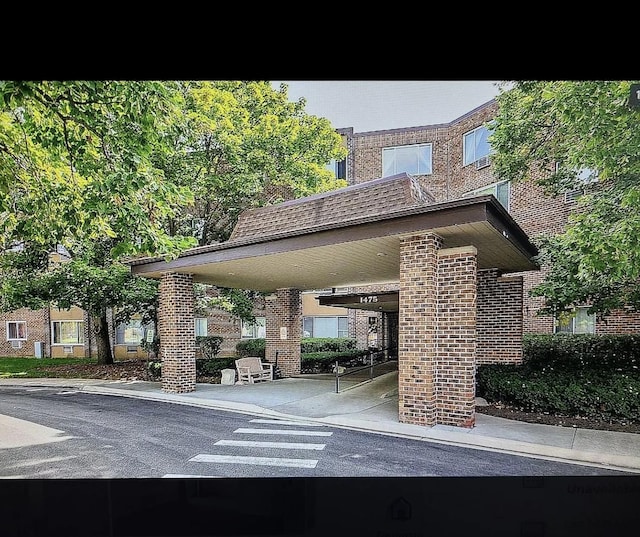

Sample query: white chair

[235,357,274,384]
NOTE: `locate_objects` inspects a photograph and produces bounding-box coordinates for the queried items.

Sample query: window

[6,321,27,341]
[302,316,349,338]
[195,317,208,337]
[463,126,492,166]
[561,166,599,203]
[52,321,84,345]
[382,143,432,177]
[463,180,510,211]
[325,158,347,180]
[555,307,596,334]
[115,320,151,345]
[241,317,266,339]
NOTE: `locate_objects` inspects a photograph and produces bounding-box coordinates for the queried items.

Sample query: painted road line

[189,454,318,468]
[162,474,222,478]
[214,439,326,450]
[249,419,326,427]
[233,428,333,436]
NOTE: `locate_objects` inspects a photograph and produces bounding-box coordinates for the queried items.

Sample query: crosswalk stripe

[214,440,326,450]
[249,419,325,427]
[189,454,318,468]
[234,428,333,437]
[162,474,222,478]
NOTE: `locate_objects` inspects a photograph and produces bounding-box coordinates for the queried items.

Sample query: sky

[270,80,504,133]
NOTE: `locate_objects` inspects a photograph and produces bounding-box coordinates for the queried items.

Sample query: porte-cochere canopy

[130,173,537,289]
[129,173,538,428]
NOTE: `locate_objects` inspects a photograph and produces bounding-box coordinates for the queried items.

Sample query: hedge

[477,334,640,424]
[235,337,357,358]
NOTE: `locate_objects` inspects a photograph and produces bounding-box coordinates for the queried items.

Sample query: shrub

[235,338,265,358]
[301,349,369,373]
[301,338,357,353]
[196,336,224,360]
[196,356,236,376]
[477,334,640,424]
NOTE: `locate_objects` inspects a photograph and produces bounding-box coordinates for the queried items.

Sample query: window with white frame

[241,317,266,339]
[463,180,510,211]
[195,317,208,337]
[382,143,432,177]
[6,321,27,341]
[302,316,349,338]
[52,320,84,345]
[463,125,492,166]
[555,307,596,334]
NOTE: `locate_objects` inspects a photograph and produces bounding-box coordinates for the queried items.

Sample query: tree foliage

[489,80,640,316]
[1,81,349,362]
[156,81,348,244]
[0,80,196,258]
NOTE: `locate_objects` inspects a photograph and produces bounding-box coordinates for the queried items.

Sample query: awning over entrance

[317,291,399,312]
[129,174,538,290]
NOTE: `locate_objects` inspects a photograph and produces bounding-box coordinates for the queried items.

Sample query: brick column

[398,234,442,426]
[265,288,302,377]
[158,272,195,393]
[436,246,478,427]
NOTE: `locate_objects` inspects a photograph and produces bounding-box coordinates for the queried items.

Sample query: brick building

[4,97,639,363]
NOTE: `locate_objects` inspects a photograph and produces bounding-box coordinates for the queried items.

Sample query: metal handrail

[335,348,393,393]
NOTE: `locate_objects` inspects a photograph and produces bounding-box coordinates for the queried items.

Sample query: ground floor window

[303,316,348,338]
[6,321,27,341]
[241,317,266,339]
[555,306,596,334]
[195,318,208,337]
[116,319,152,345]
[52,320,84,345]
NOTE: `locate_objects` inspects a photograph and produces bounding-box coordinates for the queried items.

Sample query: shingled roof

[229,173,435,242]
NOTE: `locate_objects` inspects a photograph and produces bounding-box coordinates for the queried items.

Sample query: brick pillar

[265,288,301,377]
[158,272,195,393]
[398,234,442,426]
[436,246,478,428]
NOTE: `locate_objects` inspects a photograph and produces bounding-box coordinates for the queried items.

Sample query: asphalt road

[0,386,633,479]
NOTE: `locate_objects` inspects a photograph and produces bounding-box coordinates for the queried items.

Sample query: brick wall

[436,247,477,427]
[265,288,302,377]
[158,272,196,393]
[0,308,49,357]
[477,270,524,364]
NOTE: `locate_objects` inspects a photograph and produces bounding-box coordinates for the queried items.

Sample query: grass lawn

[0,357,97,378]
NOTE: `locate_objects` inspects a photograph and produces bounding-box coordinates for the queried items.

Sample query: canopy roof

[129,173,538,292]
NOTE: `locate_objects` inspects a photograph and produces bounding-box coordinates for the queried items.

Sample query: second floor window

[325,158,347,180]
[382,143,432,177]
[463,125,492,166]
[464,180,510,211]
[195,318,208,337]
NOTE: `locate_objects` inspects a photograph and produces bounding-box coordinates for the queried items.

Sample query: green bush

[196,356,236,376]
[301,338,357,353]
[477,334,640,424]
[301,349,369,373]
[196,336,224,360]
[235,338,265,358]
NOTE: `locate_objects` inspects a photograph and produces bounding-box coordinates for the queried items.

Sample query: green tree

[489,80,640,316]
[156,81,348,244]
[1,81,348,362]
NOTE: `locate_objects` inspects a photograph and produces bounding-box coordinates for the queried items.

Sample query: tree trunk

[93,312,113,365]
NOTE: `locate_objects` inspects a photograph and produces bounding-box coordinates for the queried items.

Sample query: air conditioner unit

[564,189,584,203]
[475,155,491,170]
[10,340,22,349]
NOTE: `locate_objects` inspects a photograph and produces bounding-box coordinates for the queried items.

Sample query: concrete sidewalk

[2,373,640,473]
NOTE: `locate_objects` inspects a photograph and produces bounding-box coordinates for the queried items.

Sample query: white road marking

[56,391,79,395]
[233,428,333,437]
[214,439,326,450]
[162,474,222,478]
[189,454,318,468]
[249,419,325,427]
